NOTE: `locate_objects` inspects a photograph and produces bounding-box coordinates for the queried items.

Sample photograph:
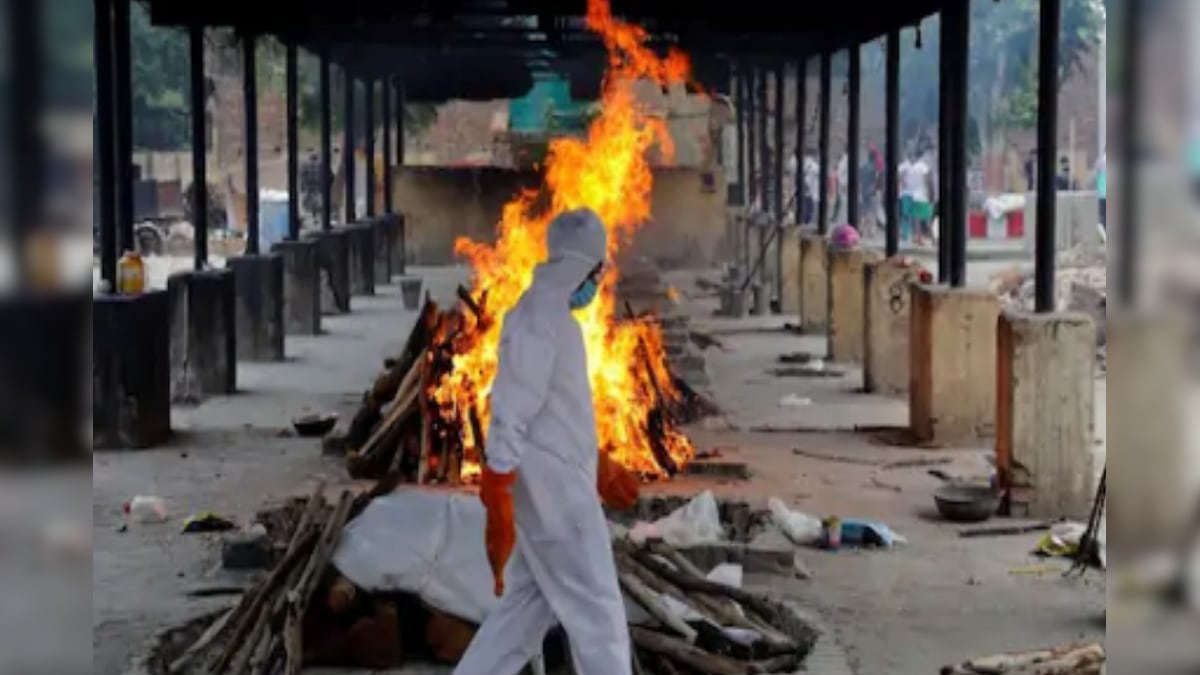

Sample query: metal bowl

[934,483,1000,523]
[293,413,338,438]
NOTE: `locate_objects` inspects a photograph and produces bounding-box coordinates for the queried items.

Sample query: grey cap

[546,208,608,267]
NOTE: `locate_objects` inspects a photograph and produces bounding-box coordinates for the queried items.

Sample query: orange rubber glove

[597,452,640,511]
[479,467,517,597]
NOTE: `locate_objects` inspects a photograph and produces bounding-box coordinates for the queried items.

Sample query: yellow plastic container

[117,250,145,295]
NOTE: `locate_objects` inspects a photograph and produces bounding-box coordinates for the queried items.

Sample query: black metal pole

[382,77,393,215]
[1034,0,1061,312]
[344,70,356,224]
[937,17,952,282]
[95,0,118,287]
[818,53,832,235]
[746,66,758,214]
[364,78,376,218]
[189,23,208,269]
[395,80,405,167]
[795,59,806,224]
[320,45,332,231]
[885,31,901,257]
[285,42,300,239]
[242,33,260,255]
[948,0,969,287]
[9,0,41,287]
[1117,0,1139,305]
[113,0,134,252]
[847,46,861,229]
[736,65,748,207]
[757,67,769,213]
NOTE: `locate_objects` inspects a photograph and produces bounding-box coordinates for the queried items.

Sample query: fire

[433,0,697,479]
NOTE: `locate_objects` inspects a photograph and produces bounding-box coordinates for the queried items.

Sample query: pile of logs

[332,287,719,484]
[167,484,814,675]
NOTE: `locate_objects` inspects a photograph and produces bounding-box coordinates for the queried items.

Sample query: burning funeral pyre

[333,0,722,483]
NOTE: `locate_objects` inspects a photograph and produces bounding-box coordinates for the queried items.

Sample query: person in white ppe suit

[454,207,640,675]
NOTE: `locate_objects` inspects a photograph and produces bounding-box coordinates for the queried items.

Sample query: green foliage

[130,2,190,149]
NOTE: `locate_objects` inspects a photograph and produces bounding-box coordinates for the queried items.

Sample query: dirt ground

[93,262,1108,675]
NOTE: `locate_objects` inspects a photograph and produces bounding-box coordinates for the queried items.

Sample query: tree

[870,0,1105,159]
[130,1,190,149]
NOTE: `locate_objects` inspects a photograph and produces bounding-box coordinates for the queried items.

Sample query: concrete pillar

[1107,311,1192,556]
[271,239,322,335]
[346,223,376,296]
[393,214,407,277]
[778,228,801,316]
[799,233,828,332]
[228,254,285,361]
[827,247,882,364]
[0,293,89,459]
[306,229,351,315]
[996,312,1096,519]
[863,259,921,396]
[167,269,237,403]
[372,218,393,285]
[94,291,171,449]
[909,285,999,445]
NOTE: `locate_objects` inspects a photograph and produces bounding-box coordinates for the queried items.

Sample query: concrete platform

[372,217,394,285]
[827,248,881,364]
[799,233,828,332]
[167,269,237,403]
[271,238,322,335]
[996,311,1096,519]
[863,259,921,396]
[0,292,89,460]
[346,223,376,297]
[228,254,285,361]
[307,229,352,315]
[909,285,999,445]
[94,291,172,449]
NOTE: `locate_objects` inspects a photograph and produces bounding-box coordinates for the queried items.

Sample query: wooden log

[940,643,1104,675]
[617,568,698,644]
[208,527,318,673]
[356,349,426,462]
[284,490,355,675]
[629,627,754,675]
[457,285,484,323]
[631,547,781,625]
[167,606,237,674]
[416,355,434,484]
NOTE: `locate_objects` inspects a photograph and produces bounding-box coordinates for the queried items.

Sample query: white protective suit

[453,208,631,675]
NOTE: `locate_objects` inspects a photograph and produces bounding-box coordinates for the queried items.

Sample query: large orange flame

[434,0,697,478]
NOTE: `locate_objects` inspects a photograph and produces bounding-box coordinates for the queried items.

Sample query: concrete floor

[93,261,1109,675]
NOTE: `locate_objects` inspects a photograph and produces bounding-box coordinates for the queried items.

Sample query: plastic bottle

[117,250,146,295]
[125,496,168,524]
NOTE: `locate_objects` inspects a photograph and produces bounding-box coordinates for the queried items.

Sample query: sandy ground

[92,259,1111,675]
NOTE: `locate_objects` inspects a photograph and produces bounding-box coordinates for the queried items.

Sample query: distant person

[1056,157,1074,191]
[898,155,914,241]
[1094,150,1106,233]
[802,154,819,225]
[300,153,324,226]
[1025,149,1038,191]
[904,153,934,244]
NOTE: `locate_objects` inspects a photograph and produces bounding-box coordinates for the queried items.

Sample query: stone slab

[0,292,89,459]
[799,233,828,332]
[271,238,322,335]
[909,285,999,445]
[167,269,237,403]
[827,247,882,364]
[346,223,376,296]
[863,259,922,396]
[996,312,1096,519]
[228,254,285,361]
[306,230,351,315]
[93,291,171,449]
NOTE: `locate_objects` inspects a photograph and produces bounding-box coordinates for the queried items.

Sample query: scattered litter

[1034,521,1088,559]
[629,490,724,547]
[1009,564,1062,576]
[778,394,813,408]
[181,511,237,534]
[777,352,815,364]
[768,497,823,546]
[771,364,842,378]
[838,519,906,548]
[880,457,953,471]
[695,447,725,460]
[125,495,168,524]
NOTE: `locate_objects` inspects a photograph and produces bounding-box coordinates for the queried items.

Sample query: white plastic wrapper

[628,491,724,547]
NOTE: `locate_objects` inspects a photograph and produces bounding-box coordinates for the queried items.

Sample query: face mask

[569,278,600,310]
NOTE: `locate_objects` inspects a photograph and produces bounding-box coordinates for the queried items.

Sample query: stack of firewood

[940,643,1105,675]
[167,483,814,674]
[330,286,720,485]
